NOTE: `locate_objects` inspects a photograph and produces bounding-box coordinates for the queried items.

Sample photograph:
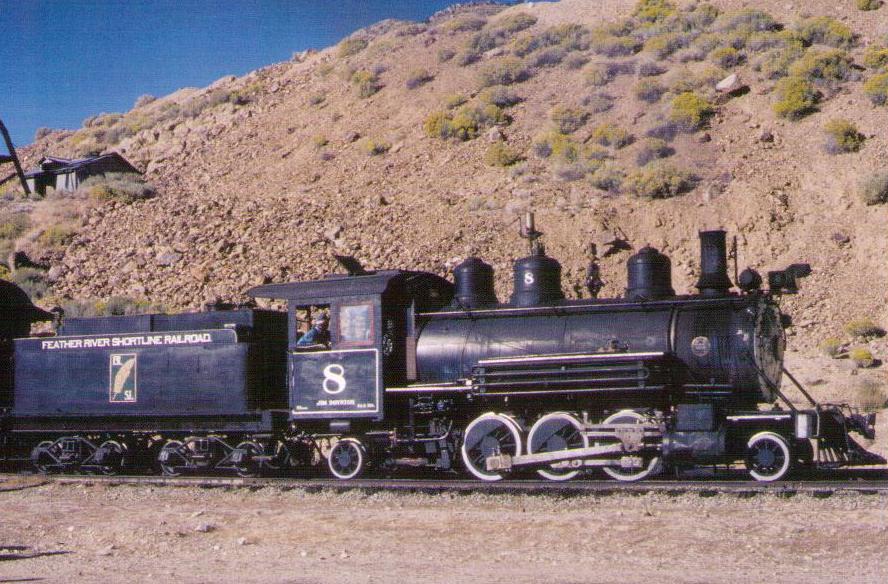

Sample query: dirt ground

[1,479,886,584]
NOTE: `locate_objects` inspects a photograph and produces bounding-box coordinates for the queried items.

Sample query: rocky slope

[8,0,888,371]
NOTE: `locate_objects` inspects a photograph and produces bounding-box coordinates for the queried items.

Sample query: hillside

[4,0,888,375]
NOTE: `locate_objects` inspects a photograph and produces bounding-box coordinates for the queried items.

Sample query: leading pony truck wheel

[745,431,792,482]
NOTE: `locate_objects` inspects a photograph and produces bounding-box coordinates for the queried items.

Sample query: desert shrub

[855,380,887,411]
[443,15,486,33]
[351,70,381,98]
[490,13,537,35]
[532,47,567,67]
[477,58,531,87]
[554,163,591,182]
[485,142,523,167]
[510,33,540,57]
[338,38,368,57]
[424,104,506,141]
[638,60,667,76]
[819,337,845,358]
[37,225,76,250]
[634,79,666,103]
[864,72,888,105]
[863,46,888,70]
[710,46,744,68]
[550,106,588,134]
[590,33,642,57]
[744,31,788,53]
[635,137,672,165]
[424,111,450,139]
[33,127,54,141]
[456,50,481,66]
[772,76,819,119]
[466,31,500,53]
[823,119,864,154]
[591,123,633,148]
[308,93,326,105]
[541,24,590,51]
[859,172,888,205]
[584,63,612,86]
[676,47,706,62]
[714,9,779,34]
[311,134,329,148]
[81,173,156,204]
[857,0,883,9]
[589,164,625,192]
[788,49,855,84]
[133,94,156,108]
[692,33,721,55]
[582,144,611,161]
[0,213,30,241]
[849,347,876,368]
[479,86,522,107]
[756,43,806,79]
[845,318,886,339]
[359,138,391,156]
[533,47,566,68]
[405,68,434,89]
[438,48,456,63]
[644,32,685,58]
[583,93,615,113]
[444,93,468,109]
[624,163,694,199]
[533,131,579,162]
[686,2,721,27]
[796,16,855,49]
[564,53,589,70]
[670,92,714,130]
[633,0,677,23]
[11,267,49,300]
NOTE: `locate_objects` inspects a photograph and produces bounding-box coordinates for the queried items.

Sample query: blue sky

[0,1,468,146]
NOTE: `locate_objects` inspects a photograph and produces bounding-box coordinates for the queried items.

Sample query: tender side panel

[13,329,258,417]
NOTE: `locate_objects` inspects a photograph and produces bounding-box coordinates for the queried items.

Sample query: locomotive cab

[249,271,453,426]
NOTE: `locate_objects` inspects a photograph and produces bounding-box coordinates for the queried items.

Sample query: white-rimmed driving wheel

[527,412,588,481]
[601,410,662,482]
[745,432,791,482]
[328,438,366,480]
[461,413,523,482]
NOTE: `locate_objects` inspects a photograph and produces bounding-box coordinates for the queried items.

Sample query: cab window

[338,302,374,346]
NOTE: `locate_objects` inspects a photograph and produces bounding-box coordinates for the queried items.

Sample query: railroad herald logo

[109,354,137,403]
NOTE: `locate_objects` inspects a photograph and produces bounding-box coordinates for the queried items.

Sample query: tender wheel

[601,410,662,482]
[158,440,185,477]
[32,440,56,474]
[527,412,588,481]
[234,441,264,478]
[97,440,126,476]
[461,413,523,482]
[328,439,366,480]
[745,432,791,482]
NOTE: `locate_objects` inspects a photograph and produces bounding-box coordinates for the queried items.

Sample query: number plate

[289,349,380,418]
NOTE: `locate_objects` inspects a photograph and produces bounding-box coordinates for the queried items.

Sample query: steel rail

[3,472,888,495]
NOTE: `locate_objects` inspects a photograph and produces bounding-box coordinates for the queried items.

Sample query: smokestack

[695,230,733,296]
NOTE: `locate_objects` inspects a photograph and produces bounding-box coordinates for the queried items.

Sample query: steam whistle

[520,212,544,256]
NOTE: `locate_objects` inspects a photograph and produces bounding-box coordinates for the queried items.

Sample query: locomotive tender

[0,220,883,482]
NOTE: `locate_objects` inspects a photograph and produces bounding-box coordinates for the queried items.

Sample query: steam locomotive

[0,218,882,482]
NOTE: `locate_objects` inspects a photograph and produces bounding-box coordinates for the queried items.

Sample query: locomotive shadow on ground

[0,544,69,563]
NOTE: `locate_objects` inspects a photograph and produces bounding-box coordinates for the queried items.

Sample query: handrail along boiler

[0,218,882,481]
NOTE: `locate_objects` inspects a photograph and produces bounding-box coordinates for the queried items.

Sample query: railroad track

[3,470,888,495]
